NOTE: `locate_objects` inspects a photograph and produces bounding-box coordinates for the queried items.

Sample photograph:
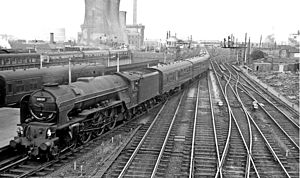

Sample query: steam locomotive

[10,53,210,159]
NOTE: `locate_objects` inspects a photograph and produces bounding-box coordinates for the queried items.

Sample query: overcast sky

[0,0,299,43]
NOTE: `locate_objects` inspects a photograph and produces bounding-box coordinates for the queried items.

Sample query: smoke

[0,38,11,49]
[264,34,275,43]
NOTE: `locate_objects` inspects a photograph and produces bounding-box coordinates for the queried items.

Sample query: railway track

[191,74,219,177]
[212,60,299,177]
[237,86,299,177]
[219,63,299,149]
[239,79,299,146]
[212,62,251,177]
[210,64,231,166]
[226,64,299,150]
[102,88,184,177]
[102,75,223,177]
[229,64,299,125]
[149,80,199,177]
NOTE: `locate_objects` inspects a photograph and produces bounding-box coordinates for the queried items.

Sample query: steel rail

[246,111,291,177]
[0,156,29,173]
[214,61,254,177]
[210,61,232,178]
[221,63,261,177]
[150,90,186,177]
[188,79,201,178]
[223,71,300,150]
[227,70,300,150]
[216,61,293,177]
[208,71,221,171]
[233,66,299,126]
[118,92,184,178]
[219,65,300,141]
[220,63,292,177]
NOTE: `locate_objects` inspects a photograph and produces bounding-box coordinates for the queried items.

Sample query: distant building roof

[9,40,65,52]
[289,47,300,53]
[166,36,178,42]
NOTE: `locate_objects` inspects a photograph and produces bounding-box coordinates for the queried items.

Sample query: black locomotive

[10,53,210,159]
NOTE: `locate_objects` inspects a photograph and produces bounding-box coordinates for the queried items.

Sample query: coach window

[24,80,30,91]
[18,58,23,64]
[32,80,38,89]
[15,80,24,93]
[6,58,11,65]
[5,58,9,65]
[10,58,14,65]
[7,83,13,94]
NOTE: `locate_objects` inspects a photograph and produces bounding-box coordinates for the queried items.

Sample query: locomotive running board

[78,100,123,118]
[57,101,123,130]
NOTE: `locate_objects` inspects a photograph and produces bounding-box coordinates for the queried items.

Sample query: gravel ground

[251,71,299,105]
[46,131,132,178]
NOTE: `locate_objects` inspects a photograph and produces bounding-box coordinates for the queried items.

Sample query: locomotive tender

[10,53,210,159]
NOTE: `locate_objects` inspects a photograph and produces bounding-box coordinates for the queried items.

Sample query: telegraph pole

[259,35,262,50]
[117,52,120,72]
[244,33,247,65]
[68,58,72,85]
[40,56,43,69]
[247,37,251,65]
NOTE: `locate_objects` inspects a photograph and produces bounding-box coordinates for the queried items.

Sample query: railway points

[239,66,299,113]
[212,60,299,177]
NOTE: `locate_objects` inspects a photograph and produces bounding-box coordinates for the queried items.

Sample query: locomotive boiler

[10,53,210,159]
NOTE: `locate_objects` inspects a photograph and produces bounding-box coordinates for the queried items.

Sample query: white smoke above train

[0,38,11,49]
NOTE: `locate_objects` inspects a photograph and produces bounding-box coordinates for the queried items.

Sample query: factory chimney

[119,11,127,29]
[50,33,54,44]
[133,0,137,25]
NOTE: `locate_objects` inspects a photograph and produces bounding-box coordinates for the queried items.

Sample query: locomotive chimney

[50,33,54,44]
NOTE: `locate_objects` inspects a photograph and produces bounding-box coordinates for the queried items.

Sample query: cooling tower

[133,0,137,25]
[119,11,127,29]
[119,11,128,42]
[80,0,128,45]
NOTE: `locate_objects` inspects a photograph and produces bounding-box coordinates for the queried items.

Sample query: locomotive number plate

[36,97,47,102]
